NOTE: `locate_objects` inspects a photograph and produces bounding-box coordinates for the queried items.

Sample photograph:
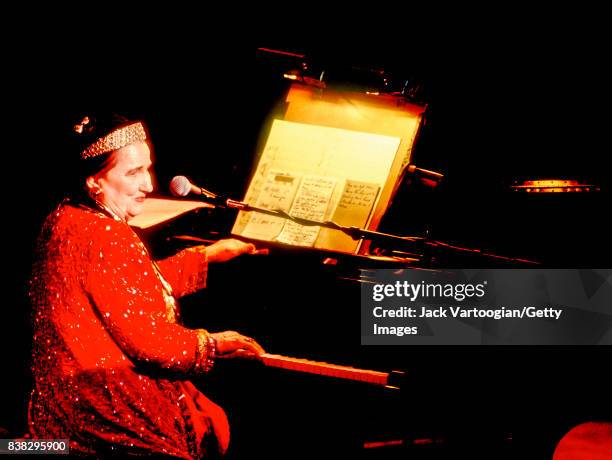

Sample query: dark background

[3,16,611,458]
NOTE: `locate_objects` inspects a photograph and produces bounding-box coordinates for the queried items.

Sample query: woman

[28,112,264,458]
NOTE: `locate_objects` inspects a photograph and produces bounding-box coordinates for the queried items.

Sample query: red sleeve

[155,246,208,299]
[85,219,212,374]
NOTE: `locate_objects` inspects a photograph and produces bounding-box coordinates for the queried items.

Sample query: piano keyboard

[261,353,401,388]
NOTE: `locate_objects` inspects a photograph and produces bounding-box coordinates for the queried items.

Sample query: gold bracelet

[196,330,216,373]
[205,334,216,371]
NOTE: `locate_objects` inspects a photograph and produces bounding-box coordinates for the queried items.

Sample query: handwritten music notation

[232,120,400,253]
[276,175,337,247]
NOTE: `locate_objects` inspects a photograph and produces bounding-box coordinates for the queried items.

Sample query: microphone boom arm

[230,204,538,264]
[172,178,537,264]
[225,200,424,245]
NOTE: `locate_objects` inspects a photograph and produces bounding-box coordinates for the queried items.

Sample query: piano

[126,196,612,458]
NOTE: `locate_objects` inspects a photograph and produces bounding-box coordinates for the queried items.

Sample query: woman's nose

[141,171,154,193]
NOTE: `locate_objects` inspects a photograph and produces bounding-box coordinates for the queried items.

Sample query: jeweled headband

[77,119,148,160]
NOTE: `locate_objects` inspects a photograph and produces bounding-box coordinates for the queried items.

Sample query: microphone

[169,176,247,210]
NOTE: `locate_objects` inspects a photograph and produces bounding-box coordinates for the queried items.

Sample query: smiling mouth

[135,197,146,203]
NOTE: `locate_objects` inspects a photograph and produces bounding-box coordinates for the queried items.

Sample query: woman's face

[89,142,154,221]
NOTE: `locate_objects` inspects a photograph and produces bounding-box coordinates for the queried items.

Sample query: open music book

[232,83,425,255]
[232,119,401,253]
[238,170,381,251]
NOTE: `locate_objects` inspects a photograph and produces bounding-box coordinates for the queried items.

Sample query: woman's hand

[206,238,266,263]
[210,330,265,360]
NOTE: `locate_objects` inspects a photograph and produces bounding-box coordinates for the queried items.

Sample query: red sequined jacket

[29,200,228,458]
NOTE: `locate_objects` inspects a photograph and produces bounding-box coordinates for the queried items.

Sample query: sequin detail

[28,199,226,458]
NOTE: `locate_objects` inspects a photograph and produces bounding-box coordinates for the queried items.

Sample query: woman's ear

[86,176,102,196]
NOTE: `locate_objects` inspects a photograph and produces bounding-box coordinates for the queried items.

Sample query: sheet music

[232,119,402,252]
[276,175,337,247]
[335,180,380,216]
[314,180,380,252]
[241,171,301,240]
